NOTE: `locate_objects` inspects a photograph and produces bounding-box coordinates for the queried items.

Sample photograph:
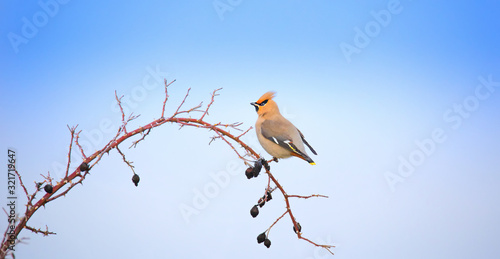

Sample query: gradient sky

[1,1,500,258]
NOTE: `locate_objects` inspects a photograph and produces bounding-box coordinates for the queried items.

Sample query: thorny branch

[261,166,335,255]
[24,226,56,237]
[0,80,334,258]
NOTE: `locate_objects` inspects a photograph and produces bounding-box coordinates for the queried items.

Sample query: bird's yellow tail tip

[310,162,316,165]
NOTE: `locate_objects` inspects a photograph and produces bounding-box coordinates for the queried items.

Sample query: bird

[250,91,317,165]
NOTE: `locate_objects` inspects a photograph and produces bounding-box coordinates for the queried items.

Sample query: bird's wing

[296,128,317,155]
[260,120,311,159]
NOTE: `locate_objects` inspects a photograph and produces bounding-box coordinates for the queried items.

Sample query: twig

[287,194,329,199]
[74,130,87,160]
[161,79,176,118]
[13,170,29,199]
[24,225,56,236]
[40,171,53,186]
[173,88,192,116]
[300,236,335,255]
[236,126,253,139]
[116,145,135,174]
[65,125,76,179]
[266,210,289,236]
[130,128,151,148]
[199,88,222,121]
[115,91,127,134]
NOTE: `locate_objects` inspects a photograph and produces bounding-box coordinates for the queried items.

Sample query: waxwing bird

[250,91,317,165]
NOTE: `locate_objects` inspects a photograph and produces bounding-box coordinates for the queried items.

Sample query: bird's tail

[291,152,316,165]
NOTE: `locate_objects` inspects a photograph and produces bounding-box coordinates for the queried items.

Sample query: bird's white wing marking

[283,140,298,152]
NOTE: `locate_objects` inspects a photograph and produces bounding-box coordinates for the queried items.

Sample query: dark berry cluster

[257,191,272,208]
[257,232,271,248]
[244,158,269,179]
[250,190,273,218]
[245,158,275,249]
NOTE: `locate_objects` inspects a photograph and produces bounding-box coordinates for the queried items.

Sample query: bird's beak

[250,102,259,112]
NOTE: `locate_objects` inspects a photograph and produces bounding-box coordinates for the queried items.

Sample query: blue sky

[1,1,500,258]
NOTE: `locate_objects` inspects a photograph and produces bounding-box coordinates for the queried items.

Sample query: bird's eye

[259,100,268,106]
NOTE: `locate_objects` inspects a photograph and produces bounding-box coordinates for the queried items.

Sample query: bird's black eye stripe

[259,99,268,106]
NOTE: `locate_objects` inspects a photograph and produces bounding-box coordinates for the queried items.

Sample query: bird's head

[250,91,279,116]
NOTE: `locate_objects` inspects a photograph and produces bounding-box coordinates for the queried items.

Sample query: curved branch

[0,80,334,258]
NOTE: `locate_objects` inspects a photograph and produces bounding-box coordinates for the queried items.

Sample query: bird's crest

[256,91,276,104]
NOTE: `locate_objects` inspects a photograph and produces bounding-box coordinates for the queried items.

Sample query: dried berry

[264,238,271,248]
[258,198,266,208]
[266,191,272,201]
[245,167,254,179]
[250,205,259,218]
[261,158,271,171]
[132,174,140,187]
[253,160,262,177]
[44,184,53,194]
[257,232,266,244]
[293,222,302,233]
[79,162,89,172]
